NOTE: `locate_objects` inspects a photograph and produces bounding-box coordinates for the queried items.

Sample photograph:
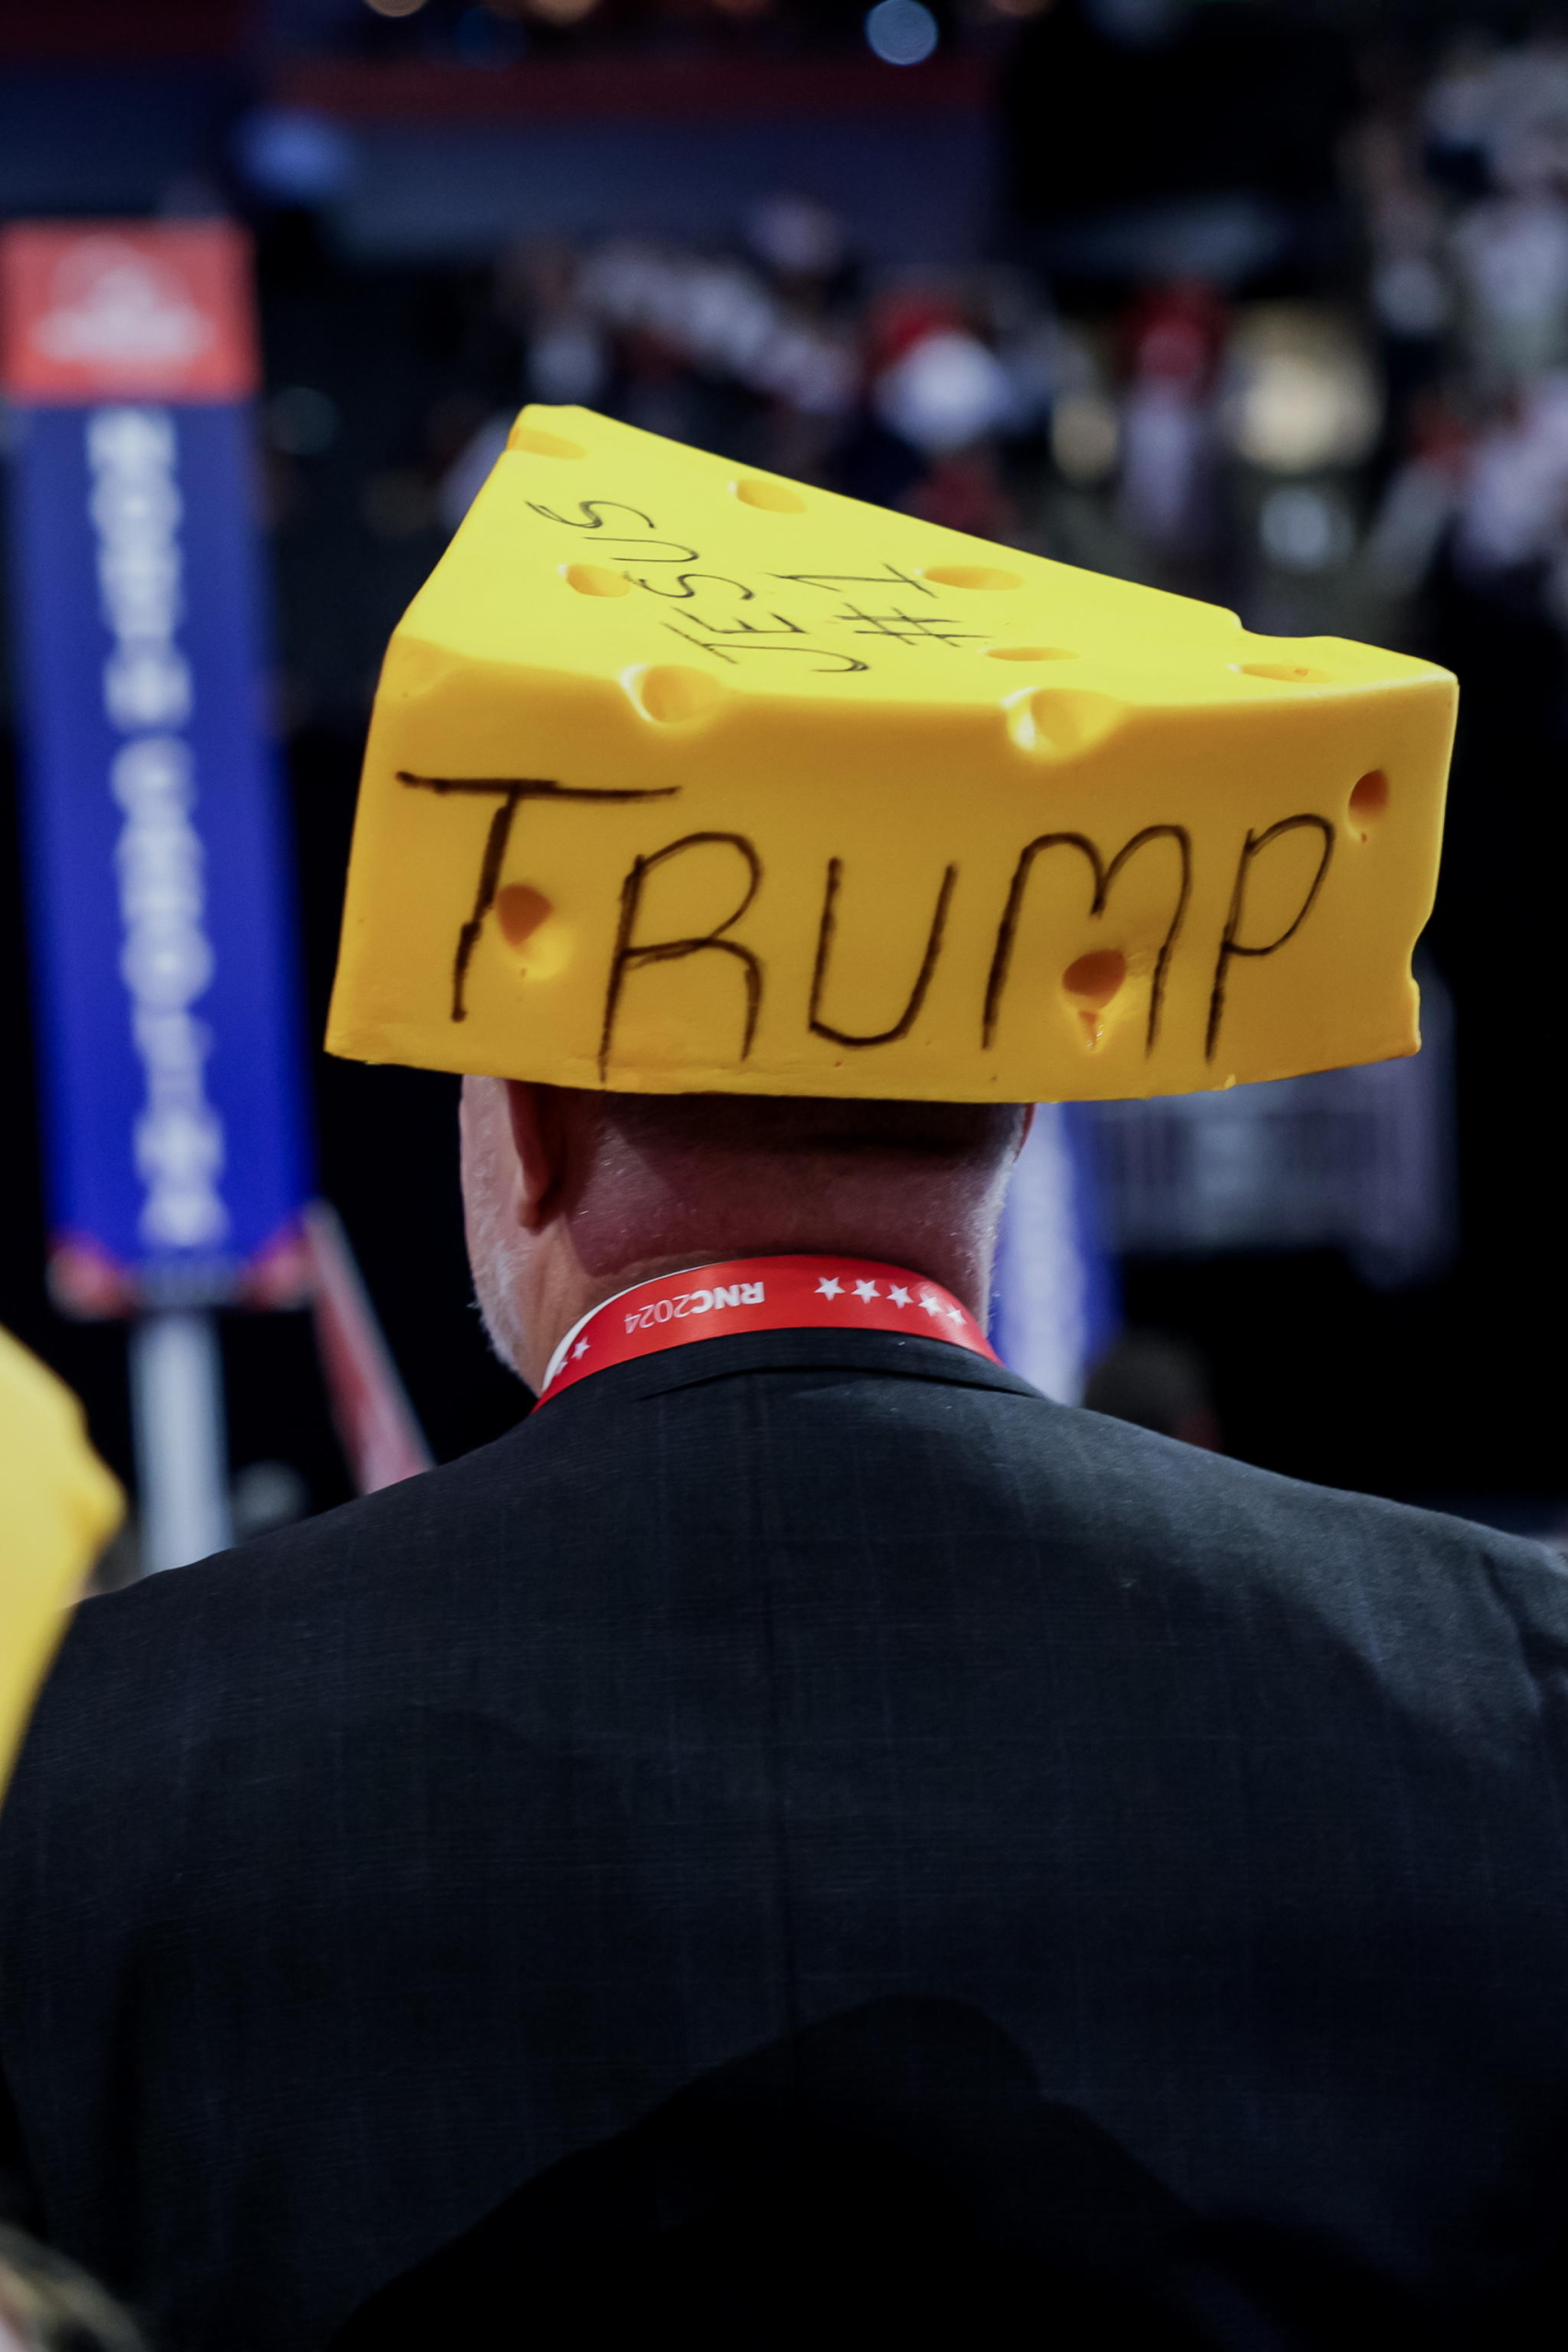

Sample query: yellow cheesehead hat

[0,1328,123,1796]
[327,405,1455,1103]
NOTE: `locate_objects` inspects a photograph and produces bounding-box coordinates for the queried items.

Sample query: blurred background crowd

[1,0,1565,1563]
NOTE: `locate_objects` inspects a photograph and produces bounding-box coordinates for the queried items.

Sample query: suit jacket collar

[525,1324,1046,1419]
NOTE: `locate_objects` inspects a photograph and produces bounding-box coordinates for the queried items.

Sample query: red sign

[304,1204,433,1495]
[0,222,258,404]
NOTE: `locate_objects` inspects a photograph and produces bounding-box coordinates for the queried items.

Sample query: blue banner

[990,1104,1120,1404]
[8,399,309,1309]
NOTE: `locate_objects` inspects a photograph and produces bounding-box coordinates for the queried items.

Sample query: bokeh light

[864,1,939,69]
[1224,309,1382,474]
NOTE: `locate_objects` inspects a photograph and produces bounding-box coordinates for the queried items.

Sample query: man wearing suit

[4,1076,1568,2349]
[6,411,1563,2346]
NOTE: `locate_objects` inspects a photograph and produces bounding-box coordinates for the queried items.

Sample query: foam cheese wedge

[326,404,1456,1102]
[0,1327,122,1795]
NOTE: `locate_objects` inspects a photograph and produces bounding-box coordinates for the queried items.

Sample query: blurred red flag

[304,1204,433,1497]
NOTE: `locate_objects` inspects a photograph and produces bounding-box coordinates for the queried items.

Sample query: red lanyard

[536,1256,999,1404]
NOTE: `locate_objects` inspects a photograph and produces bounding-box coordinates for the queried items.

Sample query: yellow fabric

[0,1328,123,1796]
[328,404,1456,1103]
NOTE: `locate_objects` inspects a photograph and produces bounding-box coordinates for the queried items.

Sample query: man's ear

[503,1081,570,1232]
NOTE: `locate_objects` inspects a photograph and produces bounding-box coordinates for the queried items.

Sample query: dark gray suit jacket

[3,1328,1567,2349]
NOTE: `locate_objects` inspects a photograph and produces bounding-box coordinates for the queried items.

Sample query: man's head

[461,1080,1029,1392]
